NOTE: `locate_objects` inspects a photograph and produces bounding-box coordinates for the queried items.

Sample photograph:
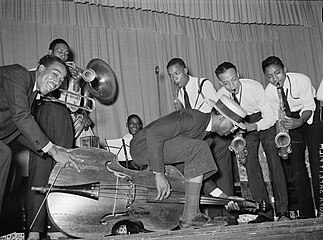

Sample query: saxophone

[275,83,292,159]
[173,85,181,111]
[229,133,248,165]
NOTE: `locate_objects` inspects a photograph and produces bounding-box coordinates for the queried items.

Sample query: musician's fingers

[155,187,162,201]
[70,152,84,163]
[165,187,171,199]
[69,159,81,172]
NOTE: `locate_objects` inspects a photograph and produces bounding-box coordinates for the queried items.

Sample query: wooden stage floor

[39,217,323,240]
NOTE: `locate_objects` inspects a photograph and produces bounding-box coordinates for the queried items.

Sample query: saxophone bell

[229,135,248,165]
[274,130,292,160]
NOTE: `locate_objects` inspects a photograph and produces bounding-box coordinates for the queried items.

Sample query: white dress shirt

[178,75,217,113]
[216,78,276,131]
[265,72,315,124]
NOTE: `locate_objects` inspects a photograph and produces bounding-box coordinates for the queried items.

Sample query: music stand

[105,138,131,168]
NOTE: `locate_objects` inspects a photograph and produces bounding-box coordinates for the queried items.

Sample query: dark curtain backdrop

[1,0,323,144]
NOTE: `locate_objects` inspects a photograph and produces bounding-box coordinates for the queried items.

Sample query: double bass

[37,148,265,238]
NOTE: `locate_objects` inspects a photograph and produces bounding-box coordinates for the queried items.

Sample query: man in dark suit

[0,55,79,227]
[130,95,247,229]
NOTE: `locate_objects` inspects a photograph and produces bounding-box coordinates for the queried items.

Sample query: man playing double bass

[130,95,247,229]
[0,55,80,235]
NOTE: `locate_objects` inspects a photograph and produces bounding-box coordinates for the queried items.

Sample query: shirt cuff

[42,141,53,153]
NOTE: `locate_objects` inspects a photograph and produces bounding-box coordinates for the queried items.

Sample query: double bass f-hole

[39,148,265,238]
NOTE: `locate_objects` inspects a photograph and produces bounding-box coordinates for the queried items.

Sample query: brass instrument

[66,61,96,83]
[173,86,180,111]
[229,133,248,165]
[275,83,291,159]
[41,89,96,112]
[42,59,118,112]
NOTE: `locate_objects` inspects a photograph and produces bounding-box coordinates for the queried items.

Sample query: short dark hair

[38,54,67,70]
[127,114,143,125]
[215,62,237,77]
[49,38,70,51]
[261,56,284,73]
[166,58,186,69]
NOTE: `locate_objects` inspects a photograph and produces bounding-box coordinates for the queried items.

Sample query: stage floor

[38,216,323,240]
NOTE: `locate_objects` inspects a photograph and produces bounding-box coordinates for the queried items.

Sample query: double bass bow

[37,148,265,238]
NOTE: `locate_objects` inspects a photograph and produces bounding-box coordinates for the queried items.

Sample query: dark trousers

[283,124,315,218]
[244,127,284,219]
[259,127,288,214]
[26,102,74,233]
[0,140,12,220]
[303,99,323,213]
[209,134,234,196]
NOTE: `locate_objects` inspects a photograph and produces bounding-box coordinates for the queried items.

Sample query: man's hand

[225,196,245,212]
[281,117,304,130]
[48,144,80,172]
[243,122,257,132]
[154,172,171,201]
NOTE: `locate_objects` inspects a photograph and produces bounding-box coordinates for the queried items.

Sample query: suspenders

[193,78,208,110]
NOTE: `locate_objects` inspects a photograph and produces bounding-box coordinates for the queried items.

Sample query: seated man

[130,95,247,229]
[124,114,143,139]
[121,114,143,169]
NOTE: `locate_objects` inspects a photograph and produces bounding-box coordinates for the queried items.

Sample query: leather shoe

[177,213,227,230]
[248,215,273,224]
[218,216,239,225]
[277,212,290,221]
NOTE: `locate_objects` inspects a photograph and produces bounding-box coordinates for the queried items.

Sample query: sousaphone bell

[43,59,118,111]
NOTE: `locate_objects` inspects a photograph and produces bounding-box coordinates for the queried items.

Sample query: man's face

[217,68,241,94]
[49,43,69,62]
[37,61,67,95]
[212,114,235,136]
[127,117,143,136]
[264,64,286,87]
[167,63,189,88]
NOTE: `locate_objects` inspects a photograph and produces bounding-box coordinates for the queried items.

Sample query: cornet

[229,133,248,165]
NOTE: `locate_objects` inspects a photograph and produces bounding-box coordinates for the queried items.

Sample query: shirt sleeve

[317,79,323,101]
[296,75,315,123]
[253,85,276,131]
[202,80,218,102]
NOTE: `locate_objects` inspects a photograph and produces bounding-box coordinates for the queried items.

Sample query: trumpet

[66,61,96,83]
[229,134,248,165]
[275,83,292,159]
[41,89,96,112]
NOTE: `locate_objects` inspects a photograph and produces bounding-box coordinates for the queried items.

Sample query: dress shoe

[177,213,227,230]
[248,215,273,224]
[219,216,239,225]
[277,212,290,221]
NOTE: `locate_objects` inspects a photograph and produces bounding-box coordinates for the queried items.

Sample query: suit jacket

[130,109,211,173]
[0,64,49,151]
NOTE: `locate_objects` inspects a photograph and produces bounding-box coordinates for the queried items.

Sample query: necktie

[280,87,291,117]
[183,87,191,109]
[232,93,240,105]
